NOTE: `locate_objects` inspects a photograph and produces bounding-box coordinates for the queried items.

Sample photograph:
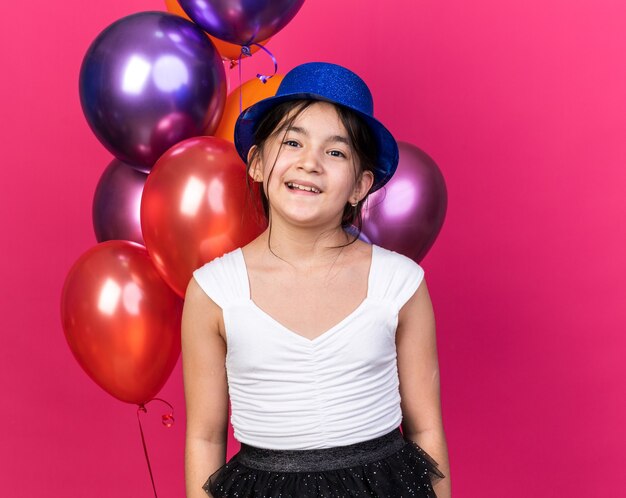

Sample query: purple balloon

[79,12,226,170]
[345,224,372,243]
[93,159,148,245]
[362,142,447,263]
[178,0,305,46]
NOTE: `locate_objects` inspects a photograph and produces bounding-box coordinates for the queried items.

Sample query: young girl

[182,62,450,498]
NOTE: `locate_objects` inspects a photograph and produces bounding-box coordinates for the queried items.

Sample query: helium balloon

[61,241,183,405]
[362,142,447,262]
[212,75,284,142]
[178,0,305,46]
[141,137,266,297]
[164,0,271,60]
[79,12,226,170]
[93,159,147,245]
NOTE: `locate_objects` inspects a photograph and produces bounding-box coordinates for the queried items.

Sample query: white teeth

[287,182,320,193]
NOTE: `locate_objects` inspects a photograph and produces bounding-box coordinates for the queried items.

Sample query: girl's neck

[257,219,354,266]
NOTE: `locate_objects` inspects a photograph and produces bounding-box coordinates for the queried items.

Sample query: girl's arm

[182,278,230,498]
[397,278,451,498]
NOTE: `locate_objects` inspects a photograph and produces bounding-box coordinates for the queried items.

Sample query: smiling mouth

[285,182,322,193]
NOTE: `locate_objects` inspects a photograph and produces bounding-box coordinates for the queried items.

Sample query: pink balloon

[362,141,447,263]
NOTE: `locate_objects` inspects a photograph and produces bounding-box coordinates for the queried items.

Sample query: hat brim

[233,92,398,193]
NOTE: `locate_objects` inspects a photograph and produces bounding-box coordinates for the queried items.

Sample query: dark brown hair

[246,99,378,248]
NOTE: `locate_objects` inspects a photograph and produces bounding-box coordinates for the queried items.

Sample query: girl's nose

[296,148,322,173]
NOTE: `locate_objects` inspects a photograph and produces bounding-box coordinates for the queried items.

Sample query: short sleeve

[191,250,247,309]
[192,263,227,309]
[394,254,425,311]
[378,250,424,311]
[371,246,425,312]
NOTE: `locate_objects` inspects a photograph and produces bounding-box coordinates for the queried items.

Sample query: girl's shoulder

[192,248,247,308]
[370,244,425,310]
[372,243,424,273]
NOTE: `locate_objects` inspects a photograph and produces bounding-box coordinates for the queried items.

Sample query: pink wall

[1,0,624,496]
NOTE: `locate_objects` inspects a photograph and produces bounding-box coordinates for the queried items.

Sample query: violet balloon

[362,142,447,263]
[178,0,305,46]
[93,159,148,245]
[79,12,226,170]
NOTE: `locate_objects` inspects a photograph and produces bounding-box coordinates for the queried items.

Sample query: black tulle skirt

[203,427,445,497]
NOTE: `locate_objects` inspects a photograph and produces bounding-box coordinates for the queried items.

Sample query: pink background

[1,0,625,496]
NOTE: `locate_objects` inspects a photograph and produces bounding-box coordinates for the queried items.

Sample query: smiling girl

[182,62,450,498]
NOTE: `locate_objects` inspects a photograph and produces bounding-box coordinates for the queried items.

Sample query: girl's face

[248,101,374,228]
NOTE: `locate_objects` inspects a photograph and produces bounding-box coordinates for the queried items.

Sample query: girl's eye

[283,140,300,147]
[329,150,347,158]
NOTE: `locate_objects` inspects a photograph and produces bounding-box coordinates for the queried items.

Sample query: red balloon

[362,141,447,263]
[141,136,266,297]
[60,241,183,405]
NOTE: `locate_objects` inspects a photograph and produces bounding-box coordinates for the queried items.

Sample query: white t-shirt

[192,244,425,449]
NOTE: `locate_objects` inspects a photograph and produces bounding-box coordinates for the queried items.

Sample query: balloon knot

[162,413,175,428]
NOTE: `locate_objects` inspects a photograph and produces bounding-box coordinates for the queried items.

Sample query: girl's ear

[352,170,375,203]
[247,145,263,182]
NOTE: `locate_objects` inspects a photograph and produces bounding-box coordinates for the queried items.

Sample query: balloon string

[238,48,244,115]
[224,60,232,95]
[136,398,175,498]
[237,43,279,114]
[251,43,278,84]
